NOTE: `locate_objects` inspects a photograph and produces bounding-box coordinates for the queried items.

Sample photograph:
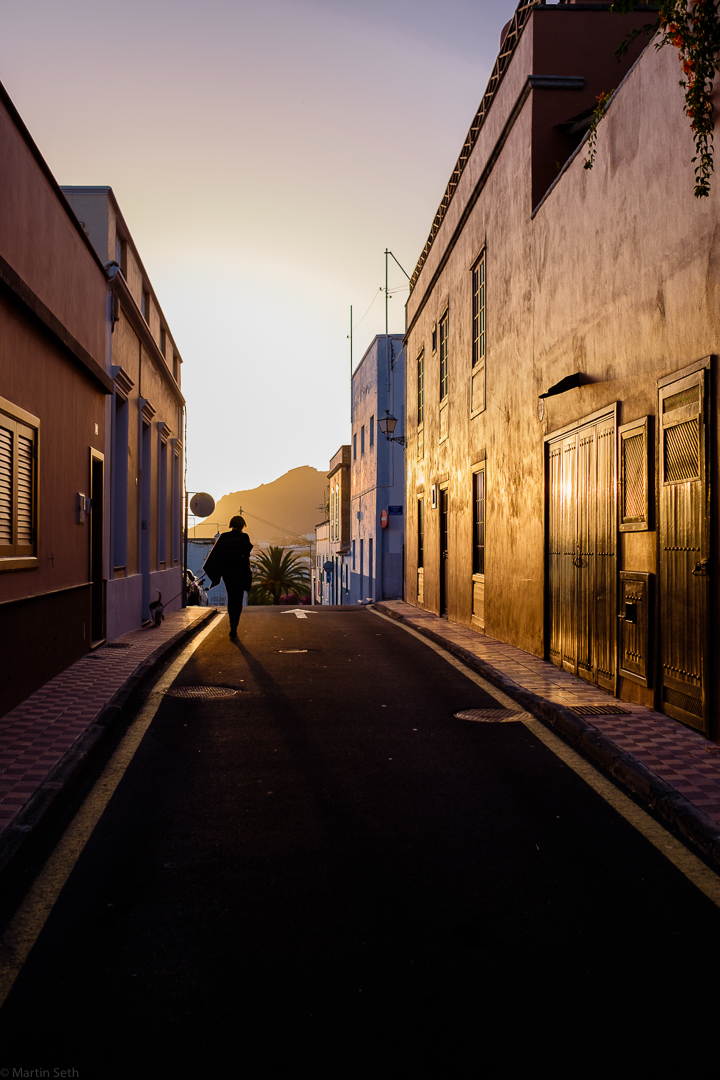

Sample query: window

[352,539,355,570]
[160,327,167,358]
[361,425,365,455]
[370,416,374,447]
[619,417,650,531]
[471,253,486,415]
[172,441,181,564]
[431,322,437,353]
[142,290,150,323]
[439,310,448,401]
[417,351,424,426]
[158,430,168,565]
[472,252,485,369]
[472,468,485,575]
[332,481,340,541]
[353,433,357,460]
[0,397,38,568]
[113,394,128,568]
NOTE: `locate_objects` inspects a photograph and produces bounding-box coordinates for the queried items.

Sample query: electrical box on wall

[76,492,91,524]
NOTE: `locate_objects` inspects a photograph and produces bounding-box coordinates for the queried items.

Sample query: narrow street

[1,607,719,1076]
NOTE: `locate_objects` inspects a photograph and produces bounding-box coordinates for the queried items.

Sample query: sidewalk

[374,599,720,870]
[0,605,218,878]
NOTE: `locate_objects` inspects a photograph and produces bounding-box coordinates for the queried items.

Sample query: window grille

[619,416,650,531]
[664,419,700,483]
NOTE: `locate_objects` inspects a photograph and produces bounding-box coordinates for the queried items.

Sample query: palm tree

[250,545,310,606]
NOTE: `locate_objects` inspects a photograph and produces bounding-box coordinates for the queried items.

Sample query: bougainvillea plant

[610,0,720,197]
[584,90,615,170]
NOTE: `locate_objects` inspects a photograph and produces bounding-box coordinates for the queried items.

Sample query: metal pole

[385,249,389,337]
[182,490,189,607]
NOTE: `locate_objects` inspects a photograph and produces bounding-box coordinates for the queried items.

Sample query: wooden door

[547,411,616,688]
[659,369,709,733]
[439,487,449,616]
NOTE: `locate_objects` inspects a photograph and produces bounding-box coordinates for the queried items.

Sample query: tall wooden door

[659,368,709,733]
[547,410,616,689]
[439,486,449,616]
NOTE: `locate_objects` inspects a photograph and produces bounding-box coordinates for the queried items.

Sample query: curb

[0,607,219,884]
[373,602,720,870]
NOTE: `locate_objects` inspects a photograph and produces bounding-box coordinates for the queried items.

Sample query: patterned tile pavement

[0,607,215,835]
[377,600,720,826]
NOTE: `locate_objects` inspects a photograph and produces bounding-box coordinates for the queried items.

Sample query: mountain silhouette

[190,466,327,545]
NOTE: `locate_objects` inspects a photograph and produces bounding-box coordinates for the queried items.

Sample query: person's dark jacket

[203,530,253,591]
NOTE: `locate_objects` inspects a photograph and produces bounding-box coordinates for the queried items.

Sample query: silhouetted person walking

[203,515,253,638]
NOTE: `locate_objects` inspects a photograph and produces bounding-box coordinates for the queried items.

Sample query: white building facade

[349,335,405,603]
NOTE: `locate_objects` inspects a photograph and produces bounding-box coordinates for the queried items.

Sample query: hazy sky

[1,0,518,499]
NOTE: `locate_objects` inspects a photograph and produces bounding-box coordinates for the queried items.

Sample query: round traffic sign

[380,509,388,529]
[190,492,215,518]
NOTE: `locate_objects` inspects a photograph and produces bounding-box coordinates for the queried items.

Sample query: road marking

[281,608,318,619]
[370,607,720,908]
[0,616,220,1011]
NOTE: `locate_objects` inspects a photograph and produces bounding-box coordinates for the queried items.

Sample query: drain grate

[454,708,523,723]
[569,704,631,716]
[165,686,238,699]
[104,642,134,650]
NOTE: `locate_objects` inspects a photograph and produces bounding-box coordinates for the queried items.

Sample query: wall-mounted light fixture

[378,410,406,448]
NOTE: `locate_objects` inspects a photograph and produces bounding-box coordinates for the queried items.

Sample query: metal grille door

[659,369,709,733]
[547,411,616,689]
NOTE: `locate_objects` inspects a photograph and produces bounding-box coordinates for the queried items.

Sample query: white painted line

[0,616,220,1011]
[370,606,720,907]
[281,609,318,619]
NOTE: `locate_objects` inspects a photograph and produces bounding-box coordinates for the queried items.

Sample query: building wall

[62,188,185,639]
[350,335,405,603]
[0,87,110,715]
[327,444,351,604]
[404,7,719,735]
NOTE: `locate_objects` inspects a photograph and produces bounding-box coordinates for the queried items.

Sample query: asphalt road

[1,606,719,1076]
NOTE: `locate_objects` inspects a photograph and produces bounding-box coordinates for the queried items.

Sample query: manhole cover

[278,649,308,654]
[454,708,523,723]
[104,642,134,650]
[165,686,238,699]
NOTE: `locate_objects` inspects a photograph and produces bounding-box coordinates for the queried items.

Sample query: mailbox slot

[618,571,652,687]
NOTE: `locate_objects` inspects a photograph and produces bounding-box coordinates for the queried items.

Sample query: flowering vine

[611,0,720,197]
[584,90,615,170]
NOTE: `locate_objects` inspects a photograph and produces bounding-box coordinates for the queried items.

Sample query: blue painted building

[349,335,405,603]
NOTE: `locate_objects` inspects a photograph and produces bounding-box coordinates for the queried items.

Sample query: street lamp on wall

[378,410,406,448]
